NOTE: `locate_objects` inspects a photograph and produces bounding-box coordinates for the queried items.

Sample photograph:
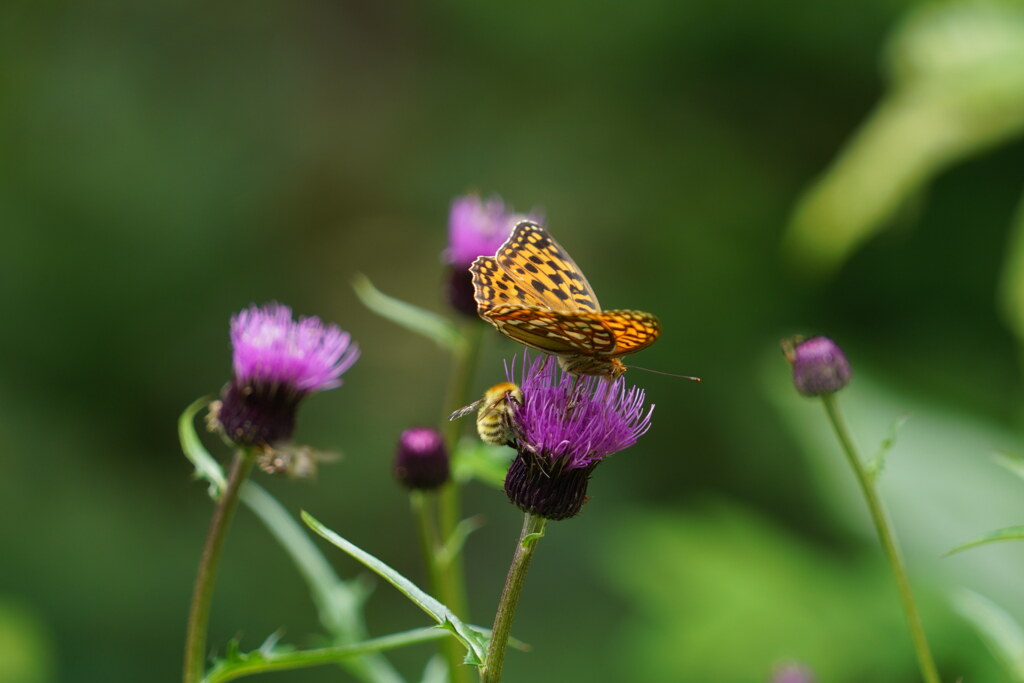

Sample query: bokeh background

[4,1,1024,681]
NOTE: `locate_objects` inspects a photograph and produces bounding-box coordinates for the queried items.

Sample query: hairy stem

[435,321,484,682]
[821,394,941,683]
[480,513,547,683]
[183,450,256,683]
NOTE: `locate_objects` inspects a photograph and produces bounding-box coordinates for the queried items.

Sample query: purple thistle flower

[394,426,450,490]
[444,194,541,317]
[217,302,359,447]
[503,352,653,520]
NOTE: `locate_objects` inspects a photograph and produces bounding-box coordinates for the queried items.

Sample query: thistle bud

[394,427,450,490]
[782,335,852,397]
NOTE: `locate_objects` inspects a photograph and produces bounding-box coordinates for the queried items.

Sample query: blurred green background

[4,1,1024,681]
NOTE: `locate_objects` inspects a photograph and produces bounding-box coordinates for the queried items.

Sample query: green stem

[821,394,941,683]
[435,321,484,683]
[439,321,485,553]
[411,491,444,597]
[184,450,257,683]
[480,513,547,683]
[203,627,447,683]
[412,490,472,683]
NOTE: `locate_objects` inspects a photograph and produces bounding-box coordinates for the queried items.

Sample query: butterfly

[470,221,661,378]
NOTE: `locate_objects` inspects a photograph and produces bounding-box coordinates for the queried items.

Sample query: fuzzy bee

[449,382,523,446]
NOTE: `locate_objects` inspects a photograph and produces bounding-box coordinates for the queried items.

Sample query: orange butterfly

[470,221,661,378]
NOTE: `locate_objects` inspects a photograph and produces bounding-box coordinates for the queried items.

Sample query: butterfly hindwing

[598,309,662,356]
[484,304,622,355]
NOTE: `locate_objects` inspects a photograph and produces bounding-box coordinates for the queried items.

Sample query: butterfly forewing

[493,222,601,314]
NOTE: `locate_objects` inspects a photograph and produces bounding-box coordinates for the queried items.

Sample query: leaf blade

[302,511,487,664]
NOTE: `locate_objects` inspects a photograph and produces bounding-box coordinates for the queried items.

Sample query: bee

[449,382,523,446]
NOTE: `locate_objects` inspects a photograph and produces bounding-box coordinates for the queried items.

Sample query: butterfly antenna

[627,365,702,382]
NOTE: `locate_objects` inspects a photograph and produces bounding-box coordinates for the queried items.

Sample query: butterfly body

[471,222,660,378]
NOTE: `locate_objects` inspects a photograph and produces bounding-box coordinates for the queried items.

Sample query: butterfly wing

[483,304,618,356]
[597,309,662,357]
[492,221,602,314]
[470,255,552,315]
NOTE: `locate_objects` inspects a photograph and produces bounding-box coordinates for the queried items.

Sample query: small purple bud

[394,427,450,490]
[771,662,816,683]
[783,335,851,397]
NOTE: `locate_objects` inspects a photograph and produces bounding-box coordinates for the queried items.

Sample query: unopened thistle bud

[394,427,450,490]
[783,335,851,397]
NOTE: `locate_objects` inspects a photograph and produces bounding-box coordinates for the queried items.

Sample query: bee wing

[448,399,484,421]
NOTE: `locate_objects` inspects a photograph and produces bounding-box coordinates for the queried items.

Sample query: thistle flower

[444,194,540,317]
[215,303,359,447]
[503,353,653,520]
[782,335,852,397]
[394,427,450,490]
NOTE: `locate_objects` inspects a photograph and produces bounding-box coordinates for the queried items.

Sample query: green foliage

[451,437,515,489]
[784,0,1024,276]
[866,413,909,480]
[202,629,448,683]
[353,274,460,352]
[602,504,924,681]
[179,396,225,497]
[946,526,1024,557]
[303,512,489,666]
[954,590,1024,682]
[180,399,407,683]
[0,600,53,683]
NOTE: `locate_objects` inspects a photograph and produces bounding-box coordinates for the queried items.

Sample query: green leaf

[783,1,1024,277]
[945,526,1024,557]
[178,396,225,497]
[451,438,514,489]
[353,273,460,351]
[439,516,485,568]
[994,450,1024,484]
[866,413,908,480]
[302,511,488,665]
[202,628,447,683]
[419,655,447,683]
[953,589,1024,681]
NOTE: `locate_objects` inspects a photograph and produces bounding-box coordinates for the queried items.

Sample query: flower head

[503,352,653,520]
[782,335,851,397]
[394,426,450,490]
[216,303,359,447]
[444,194,541,316]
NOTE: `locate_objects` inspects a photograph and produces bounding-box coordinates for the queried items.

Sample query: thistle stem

[480,513,547,683]
[410,491,470,683]
[183,449,256,683]
[431,321,484,683]
[821,394,941,683]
